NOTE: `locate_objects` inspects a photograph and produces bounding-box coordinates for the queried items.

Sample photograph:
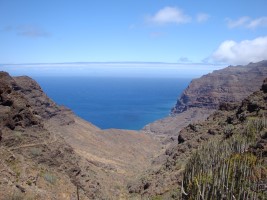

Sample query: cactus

[181,118,267,200]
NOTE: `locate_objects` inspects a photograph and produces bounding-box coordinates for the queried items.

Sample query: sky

[0,0,267,68]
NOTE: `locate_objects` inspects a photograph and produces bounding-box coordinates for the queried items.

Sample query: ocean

[34,77,191,130]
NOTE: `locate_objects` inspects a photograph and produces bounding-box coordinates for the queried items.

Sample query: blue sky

[0,0,267,65]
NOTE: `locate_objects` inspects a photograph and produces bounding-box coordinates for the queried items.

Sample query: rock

[261,78,267,93]
[16,184,26,193]
[219,102,239,111]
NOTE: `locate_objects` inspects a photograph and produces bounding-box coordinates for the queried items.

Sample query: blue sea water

[34,77,191,130]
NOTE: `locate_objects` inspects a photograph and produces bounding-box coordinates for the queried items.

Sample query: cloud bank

[226,16,267,29]
[211,36,267,65]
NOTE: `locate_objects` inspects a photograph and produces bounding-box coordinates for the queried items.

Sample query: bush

[181,117,267,200]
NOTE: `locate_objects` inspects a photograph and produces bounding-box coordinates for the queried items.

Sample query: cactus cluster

[181,117,267,200]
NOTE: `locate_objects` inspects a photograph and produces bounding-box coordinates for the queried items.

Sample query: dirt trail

[10,133,58,150]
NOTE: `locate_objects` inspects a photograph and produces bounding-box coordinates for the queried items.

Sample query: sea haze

[35,77,190,130]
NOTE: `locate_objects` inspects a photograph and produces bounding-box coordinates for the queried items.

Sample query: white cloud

[247,17,267,29]
[226,16,250,28]
[146,6,191,25]
[226,16,267,29]
[196,13,210,23]
[211,36,267,65]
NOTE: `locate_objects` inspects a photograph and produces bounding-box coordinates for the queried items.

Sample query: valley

[0,61,267,199]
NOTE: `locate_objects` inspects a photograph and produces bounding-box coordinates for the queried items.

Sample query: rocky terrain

[144,61,267,139]
[0,60,266,199]
[128,78,267,200]
[173,61,267,113]
[0,72,161,199]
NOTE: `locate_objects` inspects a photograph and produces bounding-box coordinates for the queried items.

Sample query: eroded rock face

[172,61,267,114]
[144,61,267,138]
[13,76,75,125]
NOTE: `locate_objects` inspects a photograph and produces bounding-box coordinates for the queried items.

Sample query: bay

[35,77,191,130]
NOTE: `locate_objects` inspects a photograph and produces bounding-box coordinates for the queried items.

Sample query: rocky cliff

[144,61,267,138]
[172,60,267,113]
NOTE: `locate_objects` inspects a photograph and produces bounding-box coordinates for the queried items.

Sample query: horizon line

[0,61,225,66]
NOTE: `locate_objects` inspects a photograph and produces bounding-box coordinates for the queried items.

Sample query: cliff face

[144,61,267,138]
[172,60,267,113]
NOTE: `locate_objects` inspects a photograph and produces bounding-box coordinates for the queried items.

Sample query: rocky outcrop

[13,75,75,125]
[0,72,41,130]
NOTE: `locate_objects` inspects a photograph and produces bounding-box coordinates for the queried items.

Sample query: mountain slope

[182,79,267,199]
[173,60,267,113]
[0,72,161,199]
[0,72,105,199]
[144,61,267,139]
[128,78,267,199]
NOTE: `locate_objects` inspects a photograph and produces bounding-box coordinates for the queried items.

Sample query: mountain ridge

[143,61,267,141]
[172,60,267,114]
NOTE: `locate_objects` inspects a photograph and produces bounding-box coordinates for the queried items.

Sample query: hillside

[0,72,161,199]
[128,78,267,199]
